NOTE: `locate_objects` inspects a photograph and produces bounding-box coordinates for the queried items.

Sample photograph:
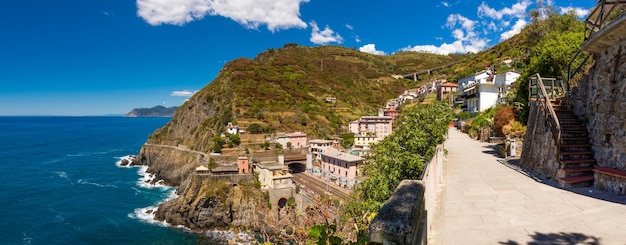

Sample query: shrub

[493,106,516,136]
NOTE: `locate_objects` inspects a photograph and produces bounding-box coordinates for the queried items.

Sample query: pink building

[320,149,364,189]
[275,131,307,149]
[437,82,458,101]
[237,156,249,174]
[349,116,393,140]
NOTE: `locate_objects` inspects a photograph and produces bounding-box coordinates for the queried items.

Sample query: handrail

[566,49,590,92]
[529,74,562,160]
[584,0,626,40]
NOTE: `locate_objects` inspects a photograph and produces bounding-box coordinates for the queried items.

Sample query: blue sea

[0,116,213,245]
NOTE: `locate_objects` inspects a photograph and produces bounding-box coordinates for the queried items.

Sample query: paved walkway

[430,128,626,244]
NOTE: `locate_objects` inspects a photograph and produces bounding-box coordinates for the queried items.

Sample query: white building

[458,70,520,113]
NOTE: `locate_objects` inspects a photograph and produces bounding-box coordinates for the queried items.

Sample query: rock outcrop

[154,175,265,231]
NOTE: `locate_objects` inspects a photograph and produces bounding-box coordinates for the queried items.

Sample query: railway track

[292,172,349,200]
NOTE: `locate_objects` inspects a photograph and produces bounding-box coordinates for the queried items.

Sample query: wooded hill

[147,44,463,151]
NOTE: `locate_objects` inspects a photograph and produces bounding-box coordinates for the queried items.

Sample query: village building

[320,149,365,189]
[437,82,458,101]
[226,122,240,135]
[457,70,520,113]
[349,116,393,140]
[275,131,307,149]
[253,161,294,190]
[309,139,334,159]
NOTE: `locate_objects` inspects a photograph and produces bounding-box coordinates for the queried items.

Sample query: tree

[247,123,263,133]
[208,158,218,169]
[343,102,453,229]
[211,136,226,153]
[340,133,355,149]
[286,142,293,150]
[261,141,270,150]
[229,134,241,146]
[274,143,283,150]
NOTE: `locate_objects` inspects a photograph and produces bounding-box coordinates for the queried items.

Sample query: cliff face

[155,175,266,231]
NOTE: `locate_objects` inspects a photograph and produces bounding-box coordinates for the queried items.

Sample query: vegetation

[342,102,453,231]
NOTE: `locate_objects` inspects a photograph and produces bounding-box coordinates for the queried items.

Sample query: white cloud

[136,0,309,32]
[345,24,353,30]
[477,0,531,20]
[309,21,344,45]
[401,14,488,54]
[359,44,386,55]
[500,19,527,40]
[441,2,450,7]
[171,90,197,97]
[559,6,590,18]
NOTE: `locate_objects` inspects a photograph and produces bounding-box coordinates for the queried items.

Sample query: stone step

[561,151,593,156]
[560,158,597,165]
[560,144,592,148]
[562,137,589,142]
[558,175,594,188]
[561,130,587,134]
[560,167,594,173]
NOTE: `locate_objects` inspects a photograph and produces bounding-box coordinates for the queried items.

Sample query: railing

[584,0,626,41]
[528,74,563,160]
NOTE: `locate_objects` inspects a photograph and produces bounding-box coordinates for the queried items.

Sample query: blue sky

[0,0,594,116]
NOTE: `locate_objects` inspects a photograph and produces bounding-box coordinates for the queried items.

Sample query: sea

[0,116,226,245]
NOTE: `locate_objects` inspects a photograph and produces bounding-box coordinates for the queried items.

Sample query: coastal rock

[154,175,266,231]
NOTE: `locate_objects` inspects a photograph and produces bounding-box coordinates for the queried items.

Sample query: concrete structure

[194,165,210,175]
[458,70,520,113]
[275,131,307,149]
[348,116,393,140]
[320,149,364,189]
[253,161,294,190]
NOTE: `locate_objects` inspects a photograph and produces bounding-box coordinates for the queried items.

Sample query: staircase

[551,97,596,188]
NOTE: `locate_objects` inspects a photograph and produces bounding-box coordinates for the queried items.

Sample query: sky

[0,0,595,116]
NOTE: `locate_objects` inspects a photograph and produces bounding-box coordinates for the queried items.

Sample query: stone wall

[572,39,626,193]
[520,103,560,180]
[369,144,444,245]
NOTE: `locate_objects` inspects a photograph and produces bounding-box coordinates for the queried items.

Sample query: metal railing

[584,0,626,41]
[528,74,563,159]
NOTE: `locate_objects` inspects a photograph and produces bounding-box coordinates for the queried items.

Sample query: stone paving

[429,128,626,244]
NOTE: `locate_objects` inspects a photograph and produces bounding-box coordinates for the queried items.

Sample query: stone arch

[278,197,288,209]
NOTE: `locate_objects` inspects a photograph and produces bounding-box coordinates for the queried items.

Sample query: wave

[129,190,253,244]
[136,166,169,189]
[128,189,179,227]
[76,179,117,188]
[115,155,136,168]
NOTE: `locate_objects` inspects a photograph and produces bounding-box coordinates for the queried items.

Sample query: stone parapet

[369,180,425,245]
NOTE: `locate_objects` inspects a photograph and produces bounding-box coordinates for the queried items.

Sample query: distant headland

[124,106,178,117]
